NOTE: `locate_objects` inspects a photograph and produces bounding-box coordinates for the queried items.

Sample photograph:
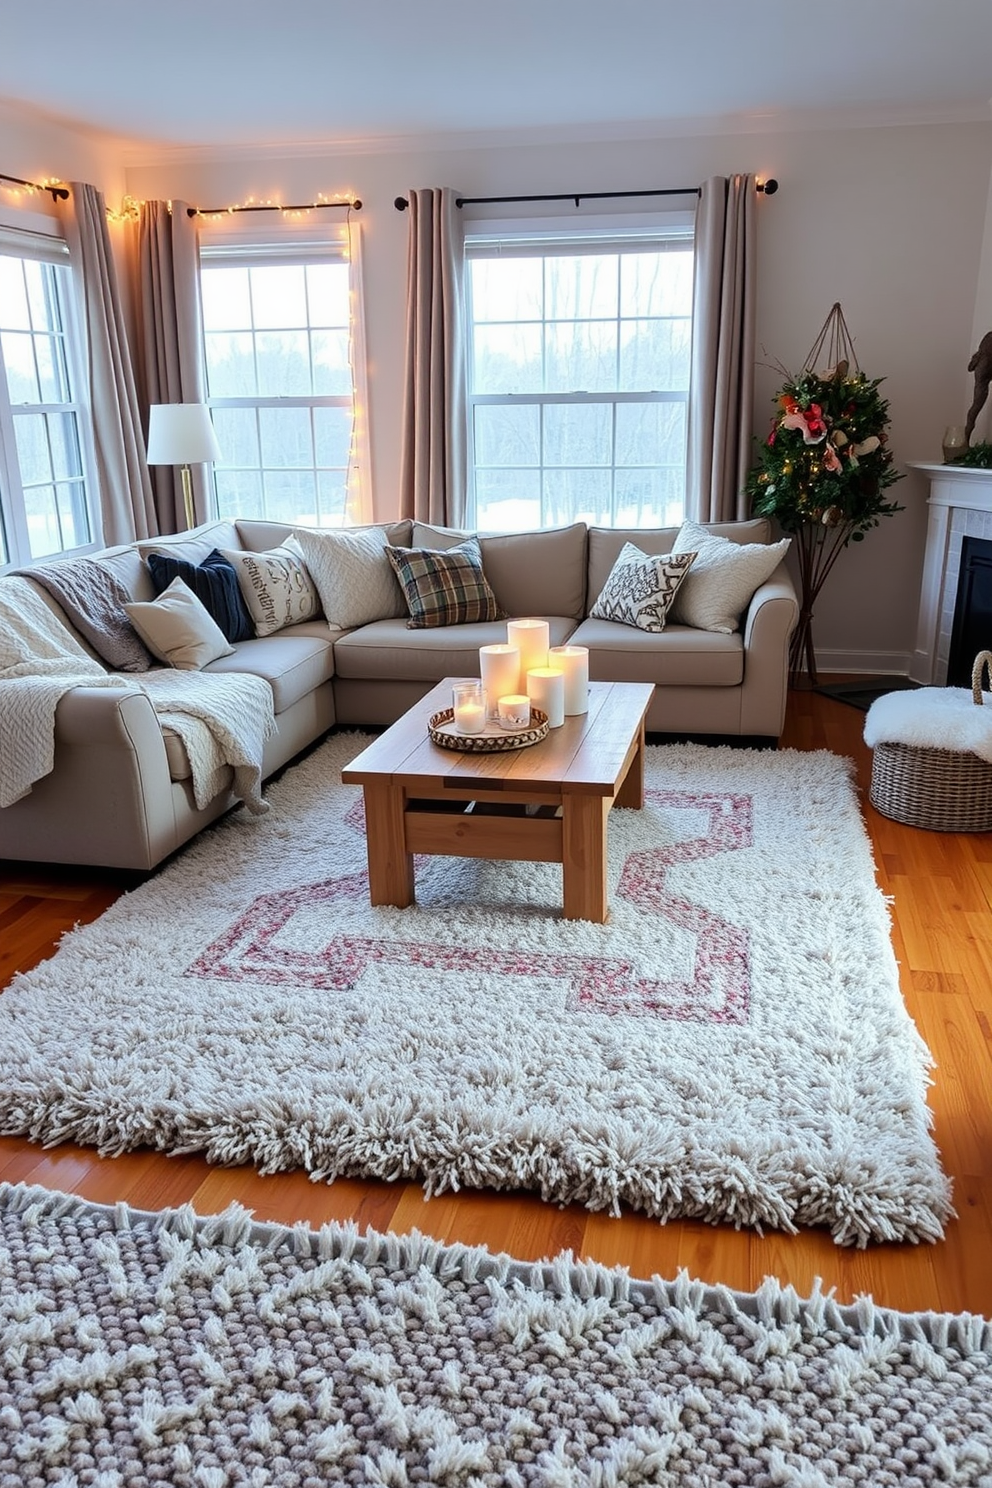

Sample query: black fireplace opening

[948,536,992,687]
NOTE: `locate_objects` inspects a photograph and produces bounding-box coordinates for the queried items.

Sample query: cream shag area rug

[0,1183,988,1487]
[0,735,951,1248]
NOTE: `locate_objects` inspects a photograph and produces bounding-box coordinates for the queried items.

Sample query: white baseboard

[799,649,913,676]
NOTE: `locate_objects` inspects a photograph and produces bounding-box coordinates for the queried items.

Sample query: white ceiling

[3,0,991,156]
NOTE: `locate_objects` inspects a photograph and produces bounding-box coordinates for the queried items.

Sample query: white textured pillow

[124,578,234,670]
[669,520,792,633]
[589,544,696,632]
[220,538,320,637]
[292,525,406,632]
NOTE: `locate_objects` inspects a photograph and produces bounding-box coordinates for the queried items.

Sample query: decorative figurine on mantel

[965,330,992,446]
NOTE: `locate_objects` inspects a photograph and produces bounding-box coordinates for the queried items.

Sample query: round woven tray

[428,707,549,753]
[868,650,992,832]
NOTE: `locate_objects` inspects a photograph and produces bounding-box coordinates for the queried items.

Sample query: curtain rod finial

[757,178,778,196]
[394,196,408,211]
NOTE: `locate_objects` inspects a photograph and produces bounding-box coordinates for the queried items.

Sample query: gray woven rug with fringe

[1,1183,990,1486]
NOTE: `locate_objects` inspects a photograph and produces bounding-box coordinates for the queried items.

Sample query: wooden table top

[342,679,654,798]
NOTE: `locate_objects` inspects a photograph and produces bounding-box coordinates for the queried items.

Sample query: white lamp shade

[146,403,222,465]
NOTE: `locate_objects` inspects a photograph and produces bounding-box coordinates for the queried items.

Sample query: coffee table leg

[614,720,645,809]
[362,781,414,908]
[562,794,610,923]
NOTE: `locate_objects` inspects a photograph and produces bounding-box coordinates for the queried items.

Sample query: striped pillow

[386,538,505,628]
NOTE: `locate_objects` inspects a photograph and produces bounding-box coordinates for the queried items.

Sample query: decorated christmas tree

[745,303,903,684]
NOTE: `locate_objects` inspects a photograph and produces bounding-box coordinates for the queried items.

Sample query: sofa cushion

[293,525,406,631]
[124,578,235,670]
[236,518,412,554]
[95,545,156,603]
[333,616,577,683]
[586,518,772,613]
[386,537,504,628]
[203,625,335,713]
[411,521,588,620]
[219,538,321,637]
[569,617,744,687]
[669,520,792,634]
[147,548,255,643]
[136,520,243,567]
[588,545,696,632]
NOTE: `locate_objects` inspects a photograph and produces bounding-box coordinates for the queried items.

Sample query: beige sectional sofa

[0,514,797,871]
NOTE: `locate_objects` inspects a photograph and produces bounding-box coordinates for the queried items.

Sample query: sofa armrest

[0,685,181,870]
[741,562,800,652]
[53,684,163,748]
[739,562,800,737]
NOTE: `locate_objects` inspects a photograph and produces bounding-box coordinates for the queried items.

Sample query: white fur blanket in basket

[864,684,992,763]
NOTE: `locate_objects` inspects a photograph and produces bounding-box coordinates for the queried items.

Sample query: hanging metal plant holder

[745,303,903,687]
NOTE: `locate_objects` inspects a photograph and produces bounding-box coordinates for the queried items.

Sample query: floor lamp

[146,403,223,531]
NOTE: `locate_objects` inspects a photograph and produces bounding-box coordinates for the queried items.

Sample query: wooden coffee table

[342,678,653,923]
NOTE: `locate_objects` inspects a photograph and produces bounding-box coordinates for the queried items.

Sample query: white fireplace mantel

[910,462,992,684]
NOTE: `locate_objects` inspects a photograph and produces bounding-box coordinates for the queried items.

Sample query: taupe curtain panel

[399,188,467,526]
[130,201,208,534]
[60,183,156,544]
[686,174,756,523]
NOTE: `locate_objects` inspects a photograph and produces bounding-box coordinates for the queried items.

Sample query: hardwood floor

[2,683,991,1317]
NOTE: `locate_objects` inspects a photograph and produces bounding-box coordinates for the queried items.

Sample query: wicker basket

[869,652,992,832]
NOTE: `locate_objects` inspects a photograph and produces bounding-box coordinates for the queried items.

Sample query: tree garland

[744,307,903,684]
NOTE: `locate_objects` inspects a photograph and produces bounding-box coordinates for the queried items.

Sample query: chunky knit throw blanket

[0,576,275,813]
[0,1181,989,1486]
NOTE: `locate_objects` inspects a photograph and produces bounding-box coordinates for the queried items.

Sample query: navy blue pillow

[146,548,255,643]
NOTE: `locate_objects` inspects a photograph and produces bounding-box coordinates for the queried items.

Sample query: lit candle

[506,618,549,679]
[497,694,531,729]
[479,643,520,720]
[452,681,486,734]
[526,667,566,728]
[548,645,589,715]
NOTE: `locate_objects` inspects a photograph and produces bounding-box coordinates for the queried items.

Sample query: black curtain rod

[187,198,361,218]
[0,171,69,201]
[394,180,777,211]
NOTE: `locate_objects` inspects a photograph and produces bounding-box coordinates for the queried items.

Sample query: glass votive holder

[497,694,531,729]
[451,681,486,734]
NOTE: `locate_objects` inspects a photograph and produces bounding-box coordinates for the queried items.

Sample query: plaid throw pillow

[386,538,505,629]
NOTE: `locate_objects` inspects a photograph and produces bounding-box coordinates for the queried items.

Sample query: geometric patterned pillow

[589,544,696,632]
[385,537,505,629]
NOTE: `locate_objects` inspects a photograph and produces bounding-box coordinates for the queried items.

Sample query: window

[0,220,94,568]
[465,218,693,531]
[199,222,371,528]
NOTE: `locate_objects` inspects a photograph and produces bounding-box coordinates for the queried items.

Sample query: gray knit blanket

[17,557,153,671]
[0,1181,989,1486]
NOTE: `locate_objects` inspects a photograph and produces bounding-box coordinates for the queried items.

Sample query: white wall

[0,99,126,208]
[5,105,991,671]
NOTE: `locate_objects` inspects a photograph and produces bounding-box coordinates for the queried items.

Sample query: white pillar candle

[479,644,520,720]
[497,694,531,729]
[451,681,486,734]
[526,667,566,728]
[548,645,589,715]
[506,618,549,679]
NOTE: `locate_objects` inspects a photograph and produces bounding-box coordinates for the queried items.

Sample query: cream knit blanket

[0,577,275,813]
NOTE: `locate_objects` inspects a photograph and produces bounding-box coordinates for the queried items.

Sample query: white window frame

[198,216,373,527]
[464,210,694,531]
[0,205,99,570]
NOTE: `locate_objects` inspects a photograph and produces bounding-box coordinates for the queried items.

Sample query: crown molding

[118,98,992,171]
